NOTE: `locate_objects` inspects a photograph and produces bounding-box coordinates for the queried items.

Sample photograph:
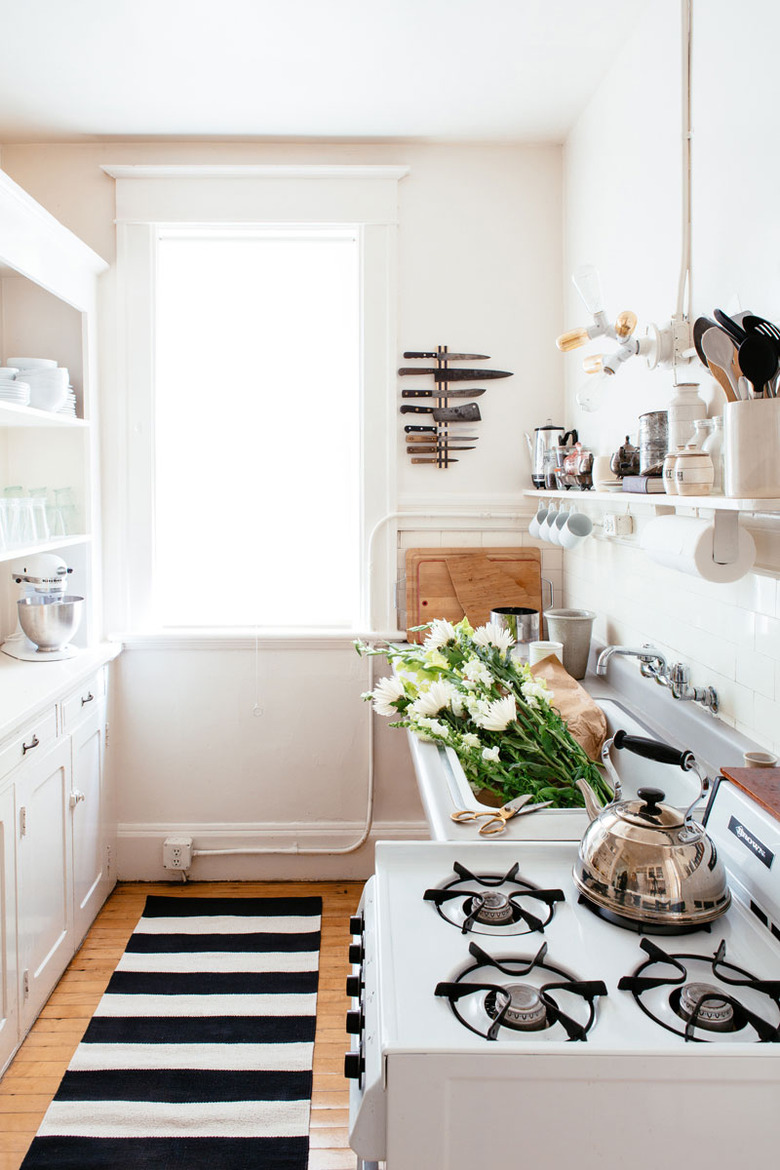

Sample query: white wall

[0,140,564,877]
[562,0,780,754]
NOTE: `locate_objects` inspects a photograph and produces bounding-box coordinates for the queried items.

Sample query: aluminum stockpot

[489,606,539,646]
[18,594,83,651]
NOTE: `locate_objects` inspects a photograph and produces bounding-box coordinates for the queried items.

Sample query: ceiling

[0,0,649,143]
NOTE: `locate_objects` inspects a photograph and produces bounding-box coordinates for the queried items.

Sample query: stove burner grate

[424,861,565,936]
[435,940,608,1042]
[619,938,780,1043]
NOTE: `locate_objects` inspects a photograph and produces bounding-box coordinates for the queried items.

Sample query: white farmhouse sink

[412,694,705,842]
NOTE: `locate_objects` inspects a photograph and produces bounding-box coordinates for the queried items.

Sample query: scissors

[450,793,553,835]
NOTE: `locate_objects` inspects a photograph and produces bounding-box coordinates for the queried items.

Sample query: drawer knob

[69,789,86,808]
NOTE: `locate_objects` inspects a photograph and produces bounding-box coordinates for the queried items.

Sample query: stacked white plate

[0,368,30,406]
[57,390,78,417]
[9,362,69,412]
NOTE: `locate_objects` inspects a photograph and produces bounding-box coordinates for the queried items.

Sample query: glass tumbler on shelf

[6,498,36,547]
[53,487,78,535]
[30,497,50,542]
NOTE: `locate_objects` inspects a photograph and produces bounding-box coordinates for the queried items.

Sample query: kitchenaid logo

[728,816,774,869]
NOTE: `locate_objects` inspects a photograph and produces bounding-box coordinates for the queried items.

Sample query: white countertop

[0,642,122,742]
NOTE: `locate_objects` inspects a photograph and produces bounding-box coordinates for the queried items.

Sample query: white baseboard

[116,819,431,881]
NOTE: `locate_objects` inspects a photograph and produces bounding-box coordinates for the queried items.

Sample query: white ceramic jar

[675,442,714,496]
[668,383,707,451]
[702,415,724,494]
[662,447,683,494]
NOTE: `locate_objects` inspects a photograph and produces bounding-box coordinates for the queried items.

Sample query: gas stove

[347,779,780,1169]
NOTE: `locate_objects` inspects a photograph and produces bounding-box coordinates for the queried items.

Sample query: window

[153,227,360,627]
[107,165,406,635]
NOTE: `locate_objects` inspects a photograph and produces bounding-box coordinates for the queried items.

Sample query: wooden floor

[0,879,364,1170]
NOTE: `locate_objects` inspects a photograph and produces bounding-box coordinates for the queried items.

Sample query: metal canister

[489,606,540,645]
[638,410,668,476]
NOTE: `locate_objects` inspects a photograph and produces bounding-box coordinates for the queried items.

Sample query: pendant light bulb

[576,370,611,413]
[572,265,605,316]
[582,354,604,375]
[614,310,638,339]
[556,326,591,352]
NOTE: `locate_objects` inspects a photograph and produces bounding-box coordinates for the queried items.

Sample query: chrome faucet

[596,644,668,679]
[596,643,718,714]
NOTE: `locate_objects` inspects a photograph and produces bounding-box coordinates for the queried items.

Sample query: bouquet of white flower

[356,618,611,809]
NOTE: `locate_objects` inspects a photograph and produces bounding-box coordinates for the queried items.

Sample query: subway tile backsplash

[564,527,780,756]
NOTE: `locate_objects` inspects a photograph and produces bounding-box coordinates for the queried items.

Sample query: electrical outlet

[603,513,634,538]
[163,835,193,870]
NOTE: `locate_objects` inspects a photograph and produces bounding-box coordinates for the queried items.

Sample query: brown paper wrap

[530,654,607,761]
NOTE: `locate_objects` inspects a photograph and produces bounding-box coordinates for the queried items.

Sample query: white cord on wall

[184,506,529,865]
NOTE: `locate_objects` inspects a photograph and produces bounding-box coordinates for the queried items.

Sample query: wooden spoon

[701,327,739,402]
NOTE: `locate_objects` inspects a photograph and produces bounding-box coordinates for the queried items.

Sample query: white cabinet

[0,661,114,1075]
[66,679,109,944]
[16,736,73,1033]
[0,783,18,1073]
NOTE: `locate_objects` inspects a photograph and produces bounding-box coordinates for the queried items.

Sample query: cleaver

[398,367,512,381]
[400,403,482,422]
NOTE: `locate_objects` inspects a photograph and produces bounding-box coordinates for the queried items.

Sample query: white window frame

[104,164,408,638]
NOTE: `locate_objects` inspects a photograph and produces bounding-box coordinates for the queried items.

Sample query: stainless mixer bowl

[18,595,84,651]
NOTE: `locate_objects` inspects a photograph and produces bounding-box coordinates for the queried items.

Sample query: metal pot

[573,730,731,930]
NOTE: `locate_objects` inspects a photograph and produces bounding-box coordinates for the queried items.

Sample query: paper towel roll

[641,515,756,583]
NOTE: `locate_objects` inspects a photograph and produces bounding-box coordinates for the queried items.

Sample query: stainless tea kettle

[526,422,578,489]
[573,730,731,930]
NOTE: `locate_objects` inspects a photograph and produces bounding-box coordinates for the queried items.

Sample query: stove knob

[346,1010,364,1035]
[348,942,364,965]
[349,915,364,936]
[346,975,362,998]
[344,1050,364,1080]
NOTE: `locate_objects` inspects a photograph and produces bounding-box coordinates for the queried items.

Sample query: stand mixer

[1,553,84,662]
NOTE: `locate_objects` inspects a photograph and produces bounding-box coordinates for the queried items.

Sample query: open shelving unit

[0,168,108,647]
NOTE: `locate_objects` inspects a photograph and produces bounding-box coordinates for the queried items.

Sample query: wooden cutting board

[721,766,780,822]
[405,547,543,642]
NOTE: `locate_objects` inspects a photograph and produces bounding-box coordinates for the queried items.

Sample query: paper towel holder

[653,505,740,566]
[712,510,739,565]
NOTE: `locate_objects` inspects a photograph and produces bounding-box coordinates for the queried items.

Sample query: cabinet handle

[69,790,86,809]
[81,692,95,706]
[22,735,39,755]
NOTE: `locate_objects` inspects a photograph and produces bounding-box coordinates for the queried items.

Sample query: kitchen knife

[406,446,475,454]
[400,403,482,422]
[402,387,486,399]
[411,457,459,464]
[398,367,512,381]
[403,351,490,361]
[405,433,479,442]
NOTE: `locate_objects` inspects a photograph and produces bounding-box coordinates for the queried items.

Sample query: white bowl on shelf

[7,357,57,369]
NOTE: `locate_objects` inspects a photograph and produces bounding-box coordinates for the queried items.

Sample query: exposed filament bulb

[582,354,605,375]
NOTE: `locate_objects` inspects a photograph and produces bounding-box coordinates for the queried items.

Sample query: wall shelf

[523,489,780,515]
[0,402,87,428]
[0,536,90,565]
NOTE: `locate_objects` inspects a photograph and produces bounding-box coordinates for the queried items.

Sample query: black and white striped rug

[21,894,322,1169]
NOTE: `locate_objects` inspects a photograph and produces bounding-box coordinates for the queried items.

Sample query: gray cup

[489,606,540,646]
[543,608,596,679]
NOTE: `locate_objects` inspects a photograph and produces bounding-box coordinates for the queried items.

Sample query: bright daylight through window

[153,228,360,628]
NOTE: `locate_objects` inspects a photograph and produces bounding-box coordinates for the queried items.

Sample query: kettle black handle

[561,429,579,446]
[612,729,695,771]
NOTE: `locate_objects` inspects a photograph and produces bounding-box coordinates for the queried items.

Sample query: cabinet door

[17,738,73,1033]
[71,700,109,944]
[0,784,18,1074]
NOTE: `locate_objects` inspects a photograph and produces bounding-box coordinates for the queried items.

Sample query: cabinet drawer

[0,709,58,785]
[60,672,105,735]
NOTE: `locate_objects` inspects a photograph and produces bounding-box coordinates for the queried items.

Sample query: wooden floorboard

[0,879,364,1169]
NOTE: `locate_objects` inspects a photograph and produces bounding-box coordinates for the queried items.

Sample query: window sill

[109,628,407,651]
